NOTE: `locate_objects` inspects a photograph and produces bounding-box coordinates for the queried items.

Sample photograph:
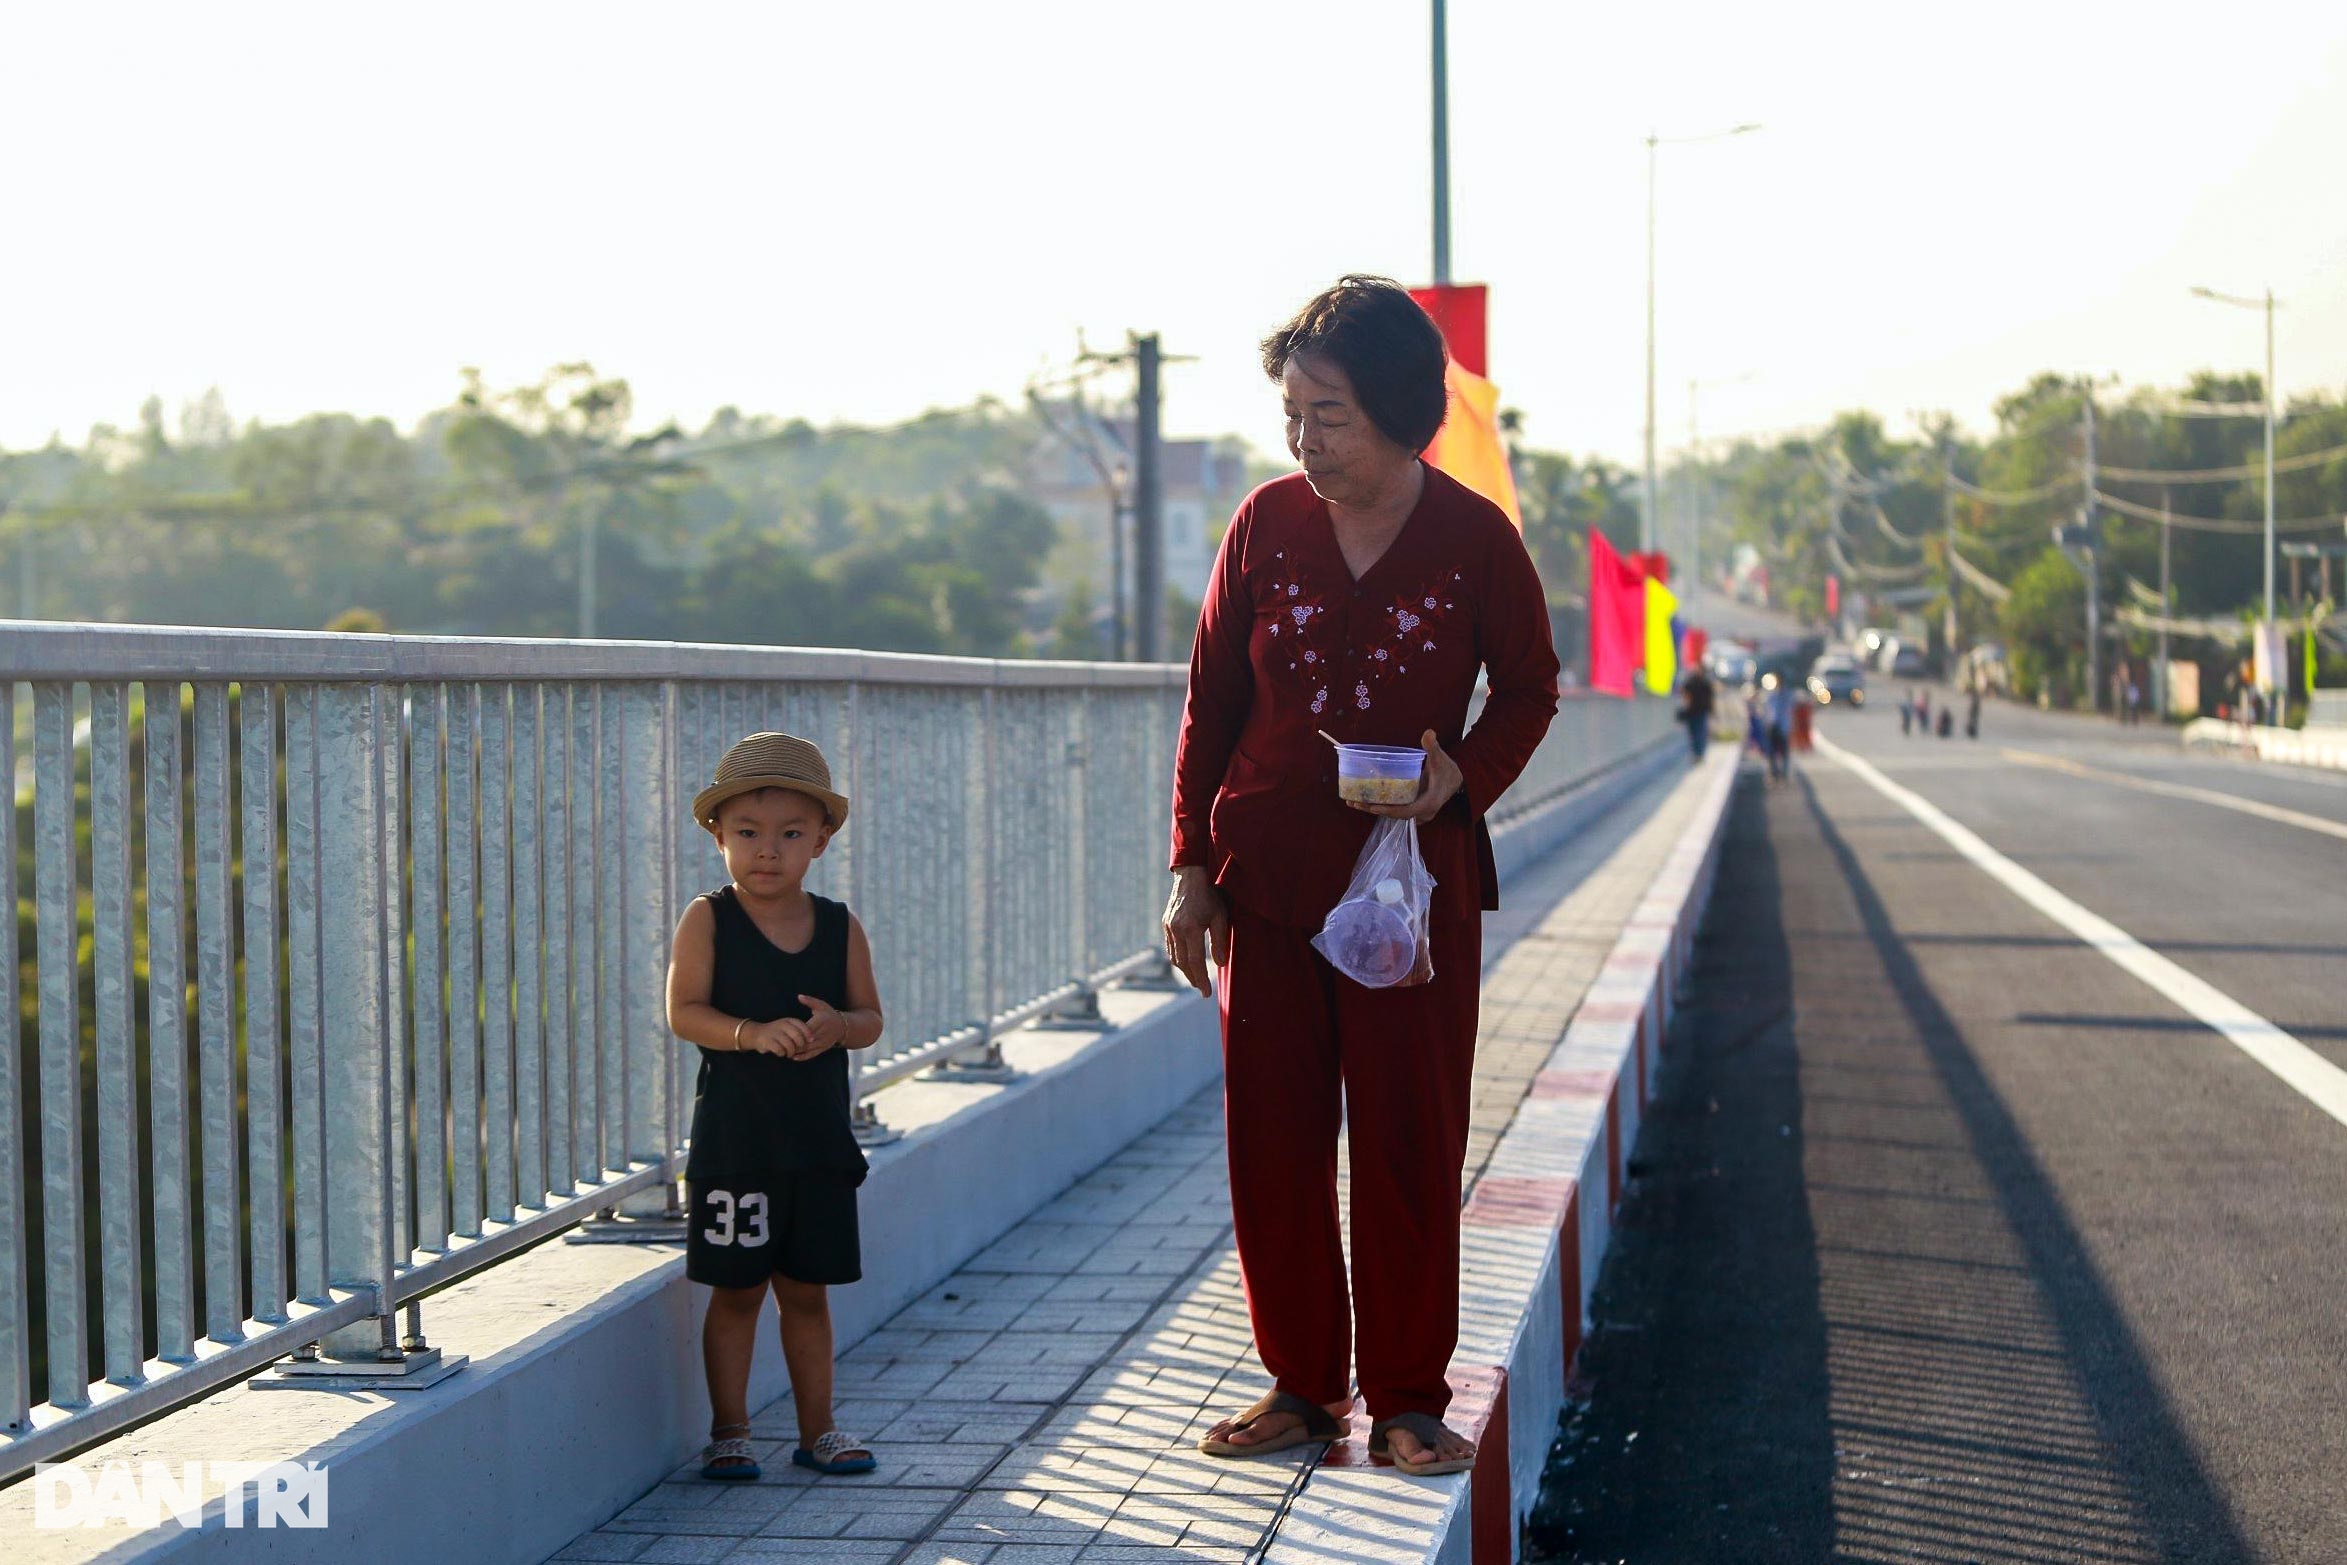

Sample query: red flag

[1406,284,1488,376]
[1588,529,1647,698]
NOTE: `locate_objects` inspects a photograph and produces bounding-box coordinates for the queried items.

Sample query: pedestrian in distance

[1164,276,1560,1478]
[667,732,888,1482]
[1678,665,1715,765]
[1915,687,1931,734]
[1900,688,1914,736]
[1966,683,1982,740]
[1936,705,1953,738]
[1762,673,1793,784]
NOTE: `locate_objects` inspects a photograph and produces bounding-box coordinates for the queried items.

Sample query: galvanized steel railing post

[0,684,26,1434]
[617,682,673,1215]
[34,682,89,1408]
[314,683,392,1363]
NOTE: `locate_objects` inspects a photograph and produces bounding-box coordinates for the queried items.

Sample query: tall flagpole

[1431,0,1451,285]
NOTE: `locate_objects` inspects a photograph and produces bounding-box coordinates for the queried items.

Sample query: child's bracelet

[732,1017,747,1050]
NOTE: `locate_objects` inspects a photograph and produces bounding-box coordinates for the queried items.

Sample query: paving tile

[933,1489,1124,1544]
[722,1542,901,1564]
[547,1534,653,1562]
[899,1546,1002,1565]
[756,1485,964,1540]
[632,1540,742,1564]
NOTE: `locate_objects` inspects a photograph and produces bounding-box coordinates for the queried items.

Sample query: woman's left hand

[1350,729,1463,823]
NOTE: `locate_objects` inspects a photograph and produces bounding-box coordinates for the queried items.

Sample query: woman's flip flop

[1369,1411,1477,1476]
[1198,1389,1343,1458]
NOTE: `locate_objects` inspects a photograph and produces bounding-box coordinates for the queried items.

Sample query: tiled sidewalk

[547,761,1702,1565]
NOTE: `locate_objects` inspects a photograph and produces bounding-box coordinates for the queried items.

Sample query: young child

[666,731,886,1481]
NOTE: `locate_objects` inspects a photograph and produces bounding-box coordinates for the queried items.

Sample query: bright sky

[4,1,2343,469]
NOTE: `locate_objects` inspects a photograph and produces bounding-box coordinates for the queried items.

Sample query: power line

[2094,441,2347,484]
[1946,540,2012,603]
[1949,470,2079,505]
[2090,487,2344,535]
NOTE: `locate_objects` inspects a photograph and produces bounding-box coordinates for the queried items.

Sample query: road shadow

[1526,768,1836,1563]
[1796,770,2257,1565]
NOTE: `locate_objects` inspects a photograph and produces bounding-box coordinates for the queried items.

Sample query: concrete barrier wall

[2183,716,2347,772]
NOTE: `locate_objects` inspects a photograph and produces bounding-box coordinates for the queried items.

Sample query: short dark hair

[1261,275,1449,453]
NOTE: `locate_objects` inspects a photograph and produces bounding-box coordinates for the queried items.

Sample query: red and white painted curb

[1263,746,1741,1564]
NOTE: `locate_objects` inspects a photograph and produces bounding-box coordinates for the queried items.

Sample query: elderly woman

[1164,276,1559,1475]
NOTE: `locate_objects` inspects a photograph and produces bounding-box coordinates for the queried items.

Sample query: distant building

[1027,407,1254,645]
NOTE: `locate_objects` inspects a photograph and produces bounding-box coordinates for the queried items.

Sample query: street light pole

[1643,132,1658,556]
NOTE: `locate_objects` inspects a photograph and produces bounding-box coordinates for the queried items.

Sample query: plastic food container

[1335,743,1423,805]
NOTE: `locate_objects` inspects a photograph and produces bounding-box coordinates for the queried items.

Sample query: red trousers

[1218,900,1481,1421]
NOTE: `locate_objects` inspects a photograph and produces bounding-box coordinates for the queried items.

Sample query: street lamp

[2190,283,2280,720]
[1645,122,1761,558]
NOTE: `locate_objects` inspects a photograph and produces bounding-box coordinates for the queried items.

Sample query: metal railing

[0,620,1181,1478]
[1482,682,1676,825]
[0,617,1662,1478]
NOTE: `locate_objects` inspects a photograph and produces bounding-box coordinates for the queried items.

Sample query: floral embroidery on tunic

[1250,549,1469,719]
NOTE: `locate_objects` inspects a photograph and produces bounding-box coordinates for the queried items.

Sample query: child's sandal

[792,1429,876,1475]
[699,1422,761,1481]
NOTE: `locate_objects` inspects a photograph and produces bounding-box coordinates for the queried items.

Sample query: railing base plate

[565,1215,691,1245]
[922,1059,1020,1083]
[252,1345,469,1392]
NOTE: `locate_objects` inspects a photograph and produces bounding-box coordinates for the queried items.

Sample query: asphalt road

[1529,693,2347,1564]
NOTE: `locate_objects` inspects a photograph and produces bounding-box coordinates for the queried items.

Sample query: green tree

[2000,548,2086,704]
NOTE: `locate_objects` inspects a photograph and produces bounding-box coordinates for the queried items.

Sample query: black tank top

[684,887,869,1185]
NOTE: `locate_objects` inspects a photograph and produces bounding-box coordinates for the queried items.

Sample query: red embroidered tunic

[1170,464,1561,930]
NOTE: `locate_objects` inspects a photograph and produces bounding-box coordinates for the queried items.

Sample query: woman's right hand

[1163,866,1230,999]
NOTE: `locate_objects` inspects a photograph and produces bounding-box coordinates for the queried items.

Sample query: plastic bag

[1311,816,1436,988]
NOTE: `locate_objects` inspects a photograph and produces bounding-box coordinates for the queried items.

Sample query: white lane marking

[1816,734,2347,1131]
[2002,747,2347,844]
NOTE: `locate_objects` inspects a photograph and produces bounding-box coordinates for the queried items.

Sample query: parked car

[1807,653,1866,707]
[1889,644,1929,679]
[1706,640,1757,689]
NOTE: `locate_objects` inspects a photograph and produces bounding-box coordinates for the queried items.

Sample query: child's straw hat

[692,732,850,831]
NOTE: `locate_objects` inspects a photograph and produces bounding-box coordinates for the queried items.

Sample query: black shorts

[684,1168,862,1289]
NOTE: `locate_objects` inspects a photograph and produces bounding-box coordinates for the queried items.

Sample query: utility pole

[2157,486,2173,720]
[7,504,31,619]
[579,505,597,639]
[1431,0,1451,285]
[1134,333,1164,664]
[2082,395,2101,713]
[1941,433,1959,657]
[1686,380,1701,613]
[2262,286,2277,721]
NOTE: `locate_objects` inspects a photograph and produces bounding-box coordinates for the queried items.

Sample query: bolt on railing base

[1118,953,1186,992]
[922,1035,1019,1083]
[850,1099,903,1148]
[252,1343,468,1392]
[1029,985,1106,1031]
